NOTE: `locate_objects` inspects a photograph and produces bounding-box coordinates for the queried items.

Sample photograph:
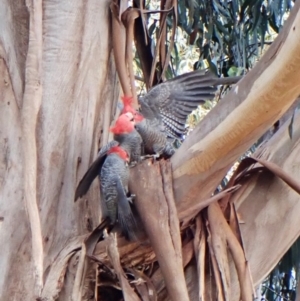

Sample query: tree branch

[129,160,190,301]
[171,0,300,218]
[231,110,300,290]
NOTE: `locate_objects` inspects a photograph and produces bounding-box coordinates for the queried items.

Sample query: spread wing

[139,70,218,139]
[74,140,119,202]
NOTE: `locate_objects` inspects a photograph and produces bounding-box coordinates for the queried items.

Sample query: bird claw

[140,154,160,161]
[129,161,138,168]
[127,194,136,203]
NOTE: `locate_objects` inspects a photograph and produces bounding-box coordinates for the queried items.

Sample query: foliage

[136,0,292,80]
[261,238,300,301]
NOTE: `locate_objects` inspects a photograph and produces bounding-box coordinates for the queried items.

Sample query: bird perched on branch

[121,69,222,158]
[99,145,136,240]
[74,112,140,201]
[98,112,143,165]
[74,113,137,239]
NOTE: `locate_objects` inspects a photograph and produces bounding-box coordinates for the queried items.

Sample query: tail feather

[116,177,137,241]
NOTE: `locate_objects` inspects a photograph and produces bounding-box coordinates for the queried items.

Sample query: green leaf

[227,66,243,76]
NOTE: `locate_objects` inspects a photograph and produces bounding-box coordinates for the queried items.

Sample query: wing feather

[116,177,137,241]
[139,70,218,139]
[74,140,119,202]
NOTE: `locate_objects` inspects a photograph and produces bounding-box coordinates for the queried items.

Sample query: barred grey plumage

[100,152,136,240]
[74,114,138,239]
[74,113,142,201]
[75,145,136,239]
[128,69,222,157]
[134,119,175,157]
[138,69,218,140]
[102,131,143,164]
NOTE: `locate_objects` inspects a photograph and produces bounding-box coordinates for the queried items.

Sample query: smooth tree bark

[235,110,300,287]
[0,0,119,300]
[1,0,300,301]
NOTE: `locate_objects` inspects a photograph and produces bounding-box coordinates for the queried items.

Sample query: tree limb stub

[129,160,190,301]
[171,0,300,217]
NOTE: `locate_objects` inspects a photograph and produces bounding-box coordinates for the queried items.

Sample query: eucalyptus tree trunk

[1,0,300,301]
[0,0,119,299]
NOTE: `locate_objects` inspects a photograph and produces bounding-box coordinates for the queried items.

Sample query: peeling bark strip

[193,216,206,301]
[94,236,156,267]
[208,203,253,301]
[105,232,141,301]
[122,8,140,105]
[110,0,132,97]
[41,235,84,299]
[129,160,190,301]
[21,0,43,296]
[160,161,181,257]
